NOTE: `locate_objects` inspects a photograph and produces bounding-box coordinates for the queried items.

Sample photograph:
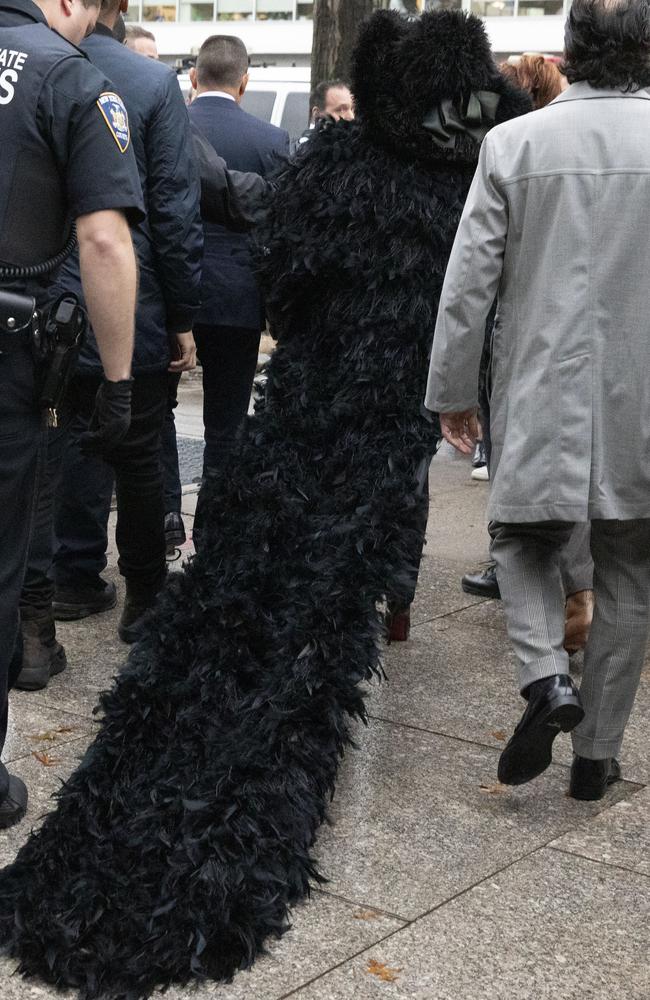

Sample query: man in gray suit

[426,0,650,800]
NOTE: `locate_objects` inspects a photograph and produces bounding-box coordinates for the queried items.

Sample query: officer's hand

[168,332,197,373]
[80,378,133,457]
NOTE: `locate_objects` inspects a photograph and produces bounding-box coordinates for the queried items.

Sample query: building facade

[135,0,571,64]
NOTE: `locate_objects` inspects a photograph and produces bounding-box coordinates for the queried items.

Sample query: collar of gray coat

[552,81,650,105]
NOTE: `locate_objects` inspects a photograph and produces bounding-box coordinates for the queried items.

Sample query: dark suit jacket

[58,24,203,374]
[188,95,289,330]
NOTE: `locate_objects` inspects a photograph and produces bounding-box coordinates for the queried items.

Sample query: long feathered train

[0,11,531,998]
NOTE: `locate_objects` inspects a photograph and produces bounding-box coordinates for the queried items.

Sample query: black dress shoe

[0,774,28,830]
[498,674,584,786]
[570,755,621,801]
[461,562,501,599]
[53,580,117,621]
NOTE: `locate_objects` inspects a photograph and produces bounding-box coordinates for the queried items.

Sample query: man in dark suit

[188,35,289,542]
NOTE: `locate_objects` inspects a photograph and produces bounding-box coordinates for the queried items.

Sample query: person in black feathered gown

[0,11,530,999]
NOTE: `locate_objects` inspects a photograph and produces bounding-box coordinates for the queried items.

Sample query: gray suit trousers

[489,519,650,760]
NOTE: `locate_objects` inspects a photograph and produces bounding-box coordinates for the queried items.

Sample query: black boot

[15,611,67,692]
[118,577,165,645]
[0,768,28,830]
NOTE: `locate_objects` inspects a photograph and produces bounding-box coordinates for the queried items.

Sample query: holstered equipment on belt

[0,287,86,425]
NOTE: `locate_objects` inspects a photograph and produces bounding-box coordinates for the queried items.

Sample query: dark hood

[351,9,532,165]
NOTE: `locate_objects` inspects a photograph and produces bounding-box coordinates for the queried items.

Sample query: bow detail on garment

[422,91,501,148]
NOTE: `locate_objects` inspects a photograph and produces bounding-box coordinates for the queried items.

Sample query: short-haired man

[188,35,289,543]
[124,23,158,59]
[426,0,650,801]
[310,79,354,123]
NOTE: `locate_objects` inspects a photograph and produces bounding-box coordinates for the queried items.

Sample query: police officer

[17,0,204,661]
[0,0,144,828]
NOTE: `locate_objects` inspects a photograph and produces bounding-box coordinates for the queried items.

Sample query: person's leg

[560,522,593,596]
[193,324,261,546]
[0,343,44,824]
[16,422,69,690]
[561,521,595,655]
[490,520,575,692]
[52,375,116,618]
[572,519,650,762]
[161,374,183,507]
[111,373,168,642]
[387,455,433,641]
[489,520,584,785]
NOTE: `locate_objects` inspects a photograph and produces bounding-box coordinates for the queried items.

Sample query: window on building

[142,2,176,20]
[471,0,514,14]
[296,2,314,17]
[256,0,293,17]
[123,3,141,20]
[216,0,253,18]
[180,1,215,19]
[517,0,563,12]
[241,90,277,122]
[280,91,310,139]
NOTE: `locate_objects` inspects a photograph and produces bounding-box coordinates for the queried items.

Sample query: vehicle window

[280,91,310,140]
[241,90,277,124]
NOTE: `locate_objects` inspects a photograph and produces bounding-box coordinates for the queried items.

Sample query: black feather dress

[0,11,531,999]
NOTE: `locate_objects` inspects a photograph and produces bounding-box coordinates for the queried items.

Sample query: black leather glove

[80,378,132,457]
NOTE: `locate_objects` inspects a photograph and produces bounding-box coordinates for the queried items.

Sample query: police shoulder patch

[97,92,130,153]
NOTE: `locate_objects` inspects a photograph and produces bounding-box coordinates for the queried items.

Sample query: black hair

[562,0,650,91]
[196,35,249,90]
[310,79,350,112]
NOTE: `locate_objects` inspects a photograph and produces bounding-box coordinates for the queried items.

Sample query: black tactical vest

[0,18,74,267]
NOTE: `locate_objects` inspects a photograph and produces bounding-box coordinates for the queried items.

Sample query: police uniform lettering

[0,49,28,104]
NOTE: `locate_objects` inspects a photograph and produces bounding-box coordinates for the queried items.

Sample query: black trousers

[21,372,168,612]
[0,340,44,777]
[193,323,261,542]
[194,323,261,471]
[161,373,182,515]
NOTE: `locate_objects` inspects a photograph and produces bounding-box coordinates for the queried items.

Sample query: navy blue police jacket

[56,24,203,375]
[188,95,289,331]
[0,0,144,305]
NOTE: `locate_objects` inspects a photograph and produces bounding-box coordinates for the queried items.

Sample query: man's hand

[168,331,197,373]
[80,378,132,457]
[440,408,480,455]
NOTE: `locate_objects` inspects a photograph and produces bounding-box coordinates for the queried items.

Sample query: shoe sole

[498,698,585,786]
[461,581,501,599]
[53,597,117,622]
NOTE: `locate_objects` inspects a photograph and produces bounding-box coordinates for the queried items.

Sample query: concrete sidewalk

[1,385,649,999]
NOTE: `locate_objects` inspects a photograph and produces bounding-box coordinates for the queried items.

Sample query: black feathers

[0,10,531,999]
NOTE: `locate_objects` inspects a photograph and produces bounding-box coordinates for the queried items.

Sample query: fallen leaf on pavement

[354,909,382,921]
[32,751,61,767]
[490,730,507,742]
[366,959,402,983]
[29,726,76,742]
[479,782,506,794]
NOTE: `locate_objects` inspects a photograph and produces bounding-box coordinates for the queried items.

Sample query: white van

[176,66,311,142]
